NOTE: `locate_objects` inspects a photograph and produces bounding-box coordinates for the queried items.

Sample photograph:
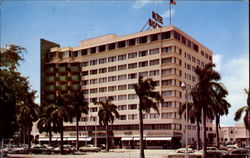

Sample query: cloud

[215,53,249,126]
[161,9,175,18]
[132,0,163,9]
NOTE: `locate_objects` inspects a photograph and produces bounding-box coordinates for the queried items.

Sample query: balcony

[58,85,68,91]
[46,85,55,91]
[70,75,80,81]
[71,84,80,91]
[46,94,54,100]
[70,66,80,72]
[46,76,56,82]
[58,66,67,73]
[59,76,68,82]
[47,67,56,73]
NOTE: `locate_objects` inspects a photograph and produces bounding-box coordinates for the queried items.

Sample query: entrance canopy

[145,137,172,141]
[121,137,133,141]
[38,137,92,141]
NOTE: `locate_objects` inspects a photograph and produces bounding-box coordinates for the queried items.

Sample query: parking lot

[7,149,174,158]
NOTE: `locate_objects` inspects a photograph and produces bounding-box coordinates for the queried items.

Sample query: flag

[170,0,176,5]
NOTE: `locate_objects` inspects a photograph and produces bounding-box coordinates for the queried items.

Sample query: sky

[0,0,249,126]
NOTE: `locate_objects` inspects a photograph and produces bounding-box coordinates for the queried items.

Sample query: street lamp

[91,115,97,147]
[181,82,189,158]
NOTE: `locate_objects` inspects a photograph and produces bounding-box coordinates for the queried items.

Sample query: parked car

[226,144,238,151]
[79,144,101,152]
[3,145,27,154]
[206,146,228,157]
[167,148,202,158]
[31,145,52,154]
[52,144,75,154]
[222,148,249,158]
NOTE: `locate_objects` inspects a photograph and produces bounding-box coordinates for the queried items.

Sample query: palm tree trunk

[27,126,31,150]
[139,107,145,158]
[216,115,220,148]
[60,121,64,154]
[49,122,52,146]
[76,116,79,151]
[106,123,109,151]
[197,121,201,150]
[202,109,207,158]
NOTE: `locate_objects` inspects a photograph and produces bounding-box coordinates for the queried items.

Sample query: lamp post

[181,82,189,158]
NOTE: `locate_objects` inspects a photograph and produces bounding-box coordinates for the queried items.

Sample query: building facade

[40,25,214,149]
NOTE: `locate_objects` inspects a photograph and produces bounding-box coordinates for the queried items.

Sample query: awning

[133,137,146,141]
[145,137,172,141]
[121,137,133,141]
[67,137,77,141]
[79,137,92,141]
[57,137,68,141]
[38,138,49,141]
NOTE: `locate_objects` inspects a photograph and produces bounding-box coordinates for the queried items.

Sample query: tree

[234,89,250,130]
[133,76,163,158]
[179,101,202,149]
[68,91,89,150]
[0,45,38,148]
[95,97,119,151]
[212,84,230,148]
[37,103,57,146]
[192,63,224,158]
[51,93,74,154]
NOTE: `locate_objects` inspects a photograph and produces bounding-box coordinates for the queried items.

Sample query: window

[119,115,127,120]
[187,53,191,60]
[108,66,116,72]
[99,58,107,64]
[83,89,89,94]
[128,73,137,79]
[162,57,172,64]
[118,105,127,110]
[90,47,96,54]
[90,60,97,66]
[90,79,98,84]
[162,31,171,39]
[118,41,126,48]
[192,56,196,63]
[90,98,97,103]
[108,86,117,92]
[150,59,159,66]
[82,71,88,76]
[109,43,115,50]
[128,94,137,100]
[139,50,148,57]
[118,64,127,71]
[128,104,137,109]
[99,68,107,74]
[81,49,88,56]
[162,90,172,96]
[139,71,148,77]
[128,52,137,59]
[128,114,137,120]
[99,97,107,102]
[82,61,88,67]
[99,45,106,52]
[201,51,205,56]
[162,113,172,119]
[108,76,117,82]
[128,39,136,46]
[162,68,172,75]
[149,48,159,55]
[90,107,98,112]
[128,63,137,69]
[82,80,88,85]
[118,85,127,91]
[118,54,126,61]
[149,70,159,76]
[108,56,116,62]
[162,79,172,86]
[90,88,98,94]
[139,61,148,67]
[99,77,107,83]
[118,74,127,81]
[139,36,147,44]
[150,113,159,119]
[118,95,127,100]
[90,69,98,75]
[162,102,172,107]
[109,96,117,101]
[162,46,172,53]
[99,87,107,93]
[128,84,135,89]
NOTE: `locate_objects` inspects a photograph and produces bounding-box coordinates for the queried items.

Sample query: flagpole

[169,0,171,25]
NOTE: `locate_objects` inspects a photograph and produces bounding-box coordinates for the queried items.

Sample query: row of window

[64,123,182,131]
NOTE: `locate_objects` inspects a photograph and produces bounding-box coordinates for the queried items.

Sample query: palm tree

[133,76,163,158]
[192,63,224,158]
[95,97,119,151]
[51,93,74,154]
[212,84,230,148]
[234,89,250,130]
[37,104,57,146]
[68,91,89,150]
[179,101,202,149]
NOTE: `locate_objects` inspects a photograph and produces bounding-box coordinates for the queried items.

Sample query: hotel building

[40,25,215,149]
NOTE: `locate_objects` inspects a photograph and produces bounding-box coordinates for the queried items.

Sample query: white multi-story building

[40,25,213,149]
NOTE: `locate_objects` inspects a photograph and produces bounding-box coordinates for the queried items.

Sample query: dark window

[118,41,126,48]
[150,34,158,41]
[162,31,171,39]
[174,31,181,41]
[128,39,136,46]
[139,36,147,44]
[81,49,88,56]
[99,45,106,52]
[109,43,115,50]
[91,47,96,54]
